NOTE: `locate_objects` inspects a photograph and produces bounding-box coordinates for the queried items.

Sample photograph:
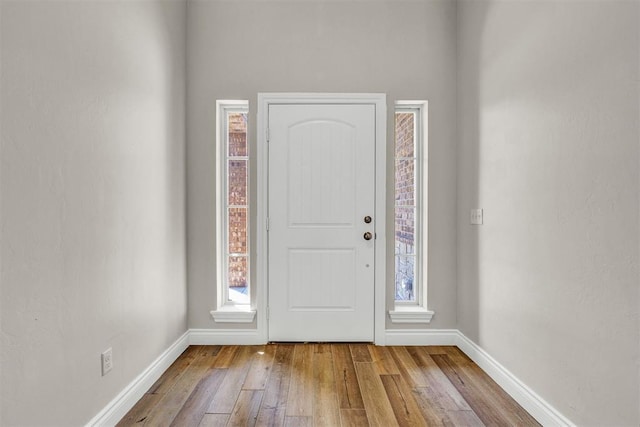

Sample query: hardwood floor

[117,344,539,427]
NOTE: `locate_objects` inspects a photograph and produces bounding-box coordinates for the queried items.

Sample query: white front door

[268,104,376,342]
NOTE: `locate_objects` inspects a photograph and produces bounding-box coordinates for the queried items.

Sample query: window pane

[228,207,248,254]
[394,159,415,206]
[228,112,247,156]
[395,256,416,302]
[395,112,415,158]
[228,160,248,205]
[228,256,249,304]
[394,105,423,305]
[395,206,415,254]
[219,103,250,308]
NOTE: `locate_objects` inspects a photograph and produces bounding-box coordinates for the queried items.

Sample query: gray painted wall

[457,1,639,425]
[0,1,187,424]
[2,0,638,425]
[186,0,458,331]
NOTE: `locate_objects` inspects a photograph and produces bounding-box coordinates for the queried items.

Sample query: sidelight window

[390,101,433,323]
[394,108,419,303]
[212,100,255,322]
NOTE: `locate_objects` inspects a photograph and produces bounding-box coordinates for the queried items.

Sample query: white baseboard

[85,331,189,427]
[455,332,574,427]
[385,328,459,346]
[380,329,573,426]
[88,328,573,427]
[188,328,266,345]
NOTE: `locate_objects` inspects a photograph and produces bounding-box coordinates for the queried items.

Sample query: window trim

[389,100,434,323]
[211,100,255,323]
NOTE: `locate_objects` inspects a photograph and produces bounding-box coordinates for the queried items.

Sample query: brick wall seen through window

[394,111,417,302]
[226,112,249,303]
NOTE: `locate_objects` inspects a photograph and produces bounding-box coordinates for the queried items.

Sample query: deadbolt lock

[364,216,372,224]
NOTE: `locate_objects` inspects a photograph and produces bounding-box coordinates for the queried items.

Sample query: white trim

[84,331,189,427]
[188,328,266,345]
[256,95,270,345]
[456,332,575,427]
[385,329,574,425]
[385,328,458,346]
[214,100,252,316]
[392,101,429,316]
[257,93,387,345]
[210,307,256,323]
[388,306,435,323]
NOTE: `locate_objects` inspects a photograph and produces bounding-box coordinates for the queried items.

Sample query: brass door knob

[363,232,373,241]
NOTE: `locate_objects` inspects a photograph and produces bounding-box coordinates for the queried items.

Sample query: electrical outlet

[470,208,483,225]
[101,348,113,376]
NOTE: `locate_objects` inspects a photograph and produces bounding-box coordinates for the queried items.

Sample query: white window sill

[210,306,256,323]
[389,306,434,323]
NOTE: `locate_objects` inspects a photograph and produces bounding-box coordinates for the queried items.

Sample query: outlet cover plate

[101,348,113,376]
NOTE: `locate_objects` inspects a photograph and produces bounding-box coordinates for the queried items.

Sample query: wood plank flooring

[117,344,539,427]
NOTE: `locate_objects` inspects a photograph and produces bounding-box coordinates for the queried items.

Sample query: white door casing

[257,93,387,344]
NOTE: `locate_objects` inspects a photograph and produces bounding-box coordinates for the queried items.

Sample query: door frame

[256,93,387,345]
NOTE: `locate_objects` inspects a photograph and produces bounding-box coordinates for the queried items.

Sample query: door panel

[268,104,376,342]
[287,120,355,227]
[288,248,356,310]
